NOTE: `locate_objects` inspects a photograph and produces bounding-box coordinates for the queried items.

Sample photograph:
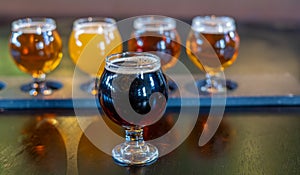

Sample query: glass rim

[133,15,176,31]
[191,15,236,33]
[73,17,117,30]
[11,17,56,31]
[105,52,161,71]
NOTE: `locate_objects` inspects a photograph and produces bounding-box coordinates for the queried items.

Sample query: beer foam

[12,21,56,33]
[192,16,236,34]
[134,17,176,31]
[74,22,116,34]
[106,56,161,74]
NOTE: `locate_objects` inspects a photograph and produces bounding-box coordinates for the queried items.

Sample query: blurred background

[0,0,299,23]
[0,0,299,95]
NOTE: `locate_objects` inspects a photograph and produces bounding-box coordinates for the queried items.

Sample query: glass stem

[205,72,225,92]
[32,73,46,91]
[30,73,53,96]
[125,127,144,143]
[112,127,158,165]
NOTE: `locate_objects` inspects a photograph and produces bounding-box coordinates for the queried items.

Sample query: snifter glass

[186,16,240,93]
[128,15,181,91]
[97,52,168,166]
[68,17,123,95]
[9,17,63,96]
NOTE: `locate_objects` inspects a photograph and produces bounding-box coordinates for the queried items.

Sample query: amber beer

[186,17,240,73]
[128,16,181,70]
[9,18,63,78]
[68,17,123,76]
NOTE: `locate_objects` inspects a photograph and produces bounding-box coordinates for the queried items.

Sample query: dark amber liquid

[128,30,181,70]
[98,68,168,127]
[186,31,239,72]
[9,30,63,77]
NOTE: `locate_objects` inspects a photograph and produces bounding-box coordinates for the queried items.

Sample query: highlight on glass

[68,17,123,95]
[186,15,240,93]
[97,52,168,166]
[9,17,63,96]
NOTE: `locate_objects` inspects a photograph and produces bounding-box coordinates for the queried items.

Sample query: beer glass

[69,17,123,95]
[97,52,168,166]
[186,16,240,93]
[9,17,63,96]
[128,15,181,90]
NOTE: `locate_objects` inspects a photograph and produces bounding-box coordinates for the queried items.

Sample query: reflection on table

[0,107,300,174]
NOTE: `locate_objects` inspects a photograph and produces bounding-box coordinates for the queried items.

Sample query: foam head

[192,16,236,34]
[105,52,161,74]
[73,17,117,34]
[11,18,56,33]
[134,15,176,32]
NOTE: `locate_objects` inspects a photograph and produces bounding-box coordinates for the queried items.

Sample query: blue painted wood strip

[0,95,299,109]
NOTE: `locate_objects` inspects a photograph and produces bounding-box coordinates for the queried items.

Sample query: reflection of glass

[69,17,123,95]
[22,113,85,175]
[126,166,146,175]
[128,15,181,90]
[186,16,240,93]
[9,18,63,96]
[21,114,66,173]
[191,114,232,158]
[97,52,168,166]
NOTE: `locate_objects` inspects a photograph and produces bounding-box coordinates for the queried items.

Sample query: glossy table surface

[0,107,300,175]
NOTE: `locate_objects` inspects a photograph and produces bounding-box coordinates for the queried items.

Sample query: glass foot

[197,79,238,94]
[80,79,97,95]
[21,80,63,96]
[0,81,6,91]
[168,80,178,92]
[112,141,159,166]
